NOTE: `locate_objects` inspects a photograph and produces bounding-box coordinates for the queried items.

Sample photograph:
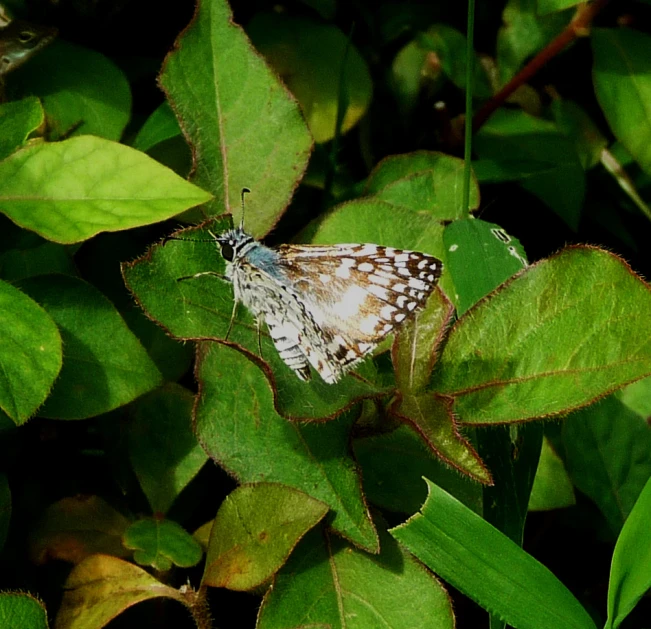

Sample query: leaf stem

[472,0,611,132]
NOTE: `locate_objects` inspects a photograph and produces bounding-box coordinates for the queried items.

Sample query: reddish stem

[472,0,612,132]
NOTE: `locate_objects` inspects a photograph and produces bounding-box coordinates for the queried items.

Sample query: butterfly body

[215,226,442,384]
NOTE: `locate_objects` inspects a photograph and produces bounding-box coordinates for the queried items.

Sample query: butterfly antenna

[240,187,251,230]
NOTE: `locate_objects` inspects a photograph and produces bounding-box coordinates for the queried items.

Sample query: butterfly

[179,199,442,384]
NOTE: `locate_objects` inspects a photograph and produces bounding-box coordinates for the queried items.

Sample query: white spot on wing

[333,284,367,318]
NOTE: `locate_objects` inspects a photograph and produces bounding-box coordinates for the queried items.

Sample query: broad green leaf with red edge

[0,592,49,629]
[29,496,131,566]
[203,483,328,590]
[121,217,384,421]
[159,0,312,237]
[0,278,61,425]
[195,342,379,552]
[592,28,651,176]
[0,136,212,244]
[391,479,597,629]
[123,518,203,571]
[247,13,372,144]
[54,555,184,629]
[431,246,651,424]
[257,524,454,629]
[19,275,162,419]
[128,384,208,515]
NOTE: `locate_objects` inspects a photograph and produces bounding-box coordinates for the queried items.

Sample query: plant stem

[472,0,611,132]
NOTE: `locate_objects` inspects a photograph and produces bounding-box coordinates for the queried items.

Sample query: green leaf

[29,496,131,565]
[10,40,131,141]
[606,476,651,629]
[248,13,372,144]
[560,396,651,535]
[497,0,569,84]
[391,479,597,629]
[592,28,651,176]
[443,218,527,316]
[19,275,162,419]
[0,279,61,424]
[0,135,212,244]
[203,483,328,590]
[0,474,10,551]
[618,374,651,418]
[128,384,208,514]
[258,524,454,629]
[159,0,312,237]
[354,425,483,515]
[195,342,379,552]
[122,218,383,420]
[123,518,203,571]
[432,247,651,423]
[475,109,585,230]
[132,101,182,153]
[0,96,44,161]
[0,593,48,629]
[55,555,183,629]
[528,437,575,511]
[365,151,480,219]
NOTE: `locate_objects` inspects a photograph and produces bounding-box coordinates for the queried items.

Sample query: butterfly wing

[272,243,442,383]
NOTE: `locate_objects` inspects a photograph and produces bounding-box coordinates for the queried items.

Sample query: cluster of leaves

[0,0,650,628]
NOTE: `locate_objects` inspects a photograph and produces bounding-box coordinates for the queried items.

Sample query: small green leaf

[391,479,597,629]
[443,218,527,316]
[29,496,131,565]
[55,555,182,629]
[592,28,651,175]
[0,96,44,161]
[0,279,61,424]
[0,593,48,629]
[128,384,208,514]
[159,0,312,237]
[19,275,162,419]
[560,396,651,535]
[606,476,651,629]
[10,40,131,141]
[123,518,203,571]
[537,0,583,14]
[195,342,379,552]
[0,135,212,244]
[432,247,651,423]
[618,375,651,418]
[132,101,182,153]
[528,437,575,511]
[258,524,454,629]
[248,13,372,144]
[203,483,328,590]
[365,151,480,219]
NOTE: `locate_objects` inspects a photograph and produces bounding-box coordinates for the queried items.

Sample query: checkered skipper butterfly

[182,192,442,384]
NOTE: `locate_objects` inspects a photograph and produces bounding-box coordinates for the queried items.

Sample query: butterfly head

[215,227,255,263]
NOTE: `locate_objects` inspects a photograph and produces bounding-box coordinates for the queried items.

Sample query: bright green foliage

[528,438,575,511]
[258,525,454,629]
[128,384,208,514]
[0,279,61,424]
[391,479,597,629]
[123,517,203,571]
[18,275,162,419]
[606,476,651,629]
[0,135,212,244]
[592,28,651,176]
[10,40,131,141]
[0,96,43,161]
[248,13,372,144]
[203,483,328,590]
[0,593,49,629]
[132,101,181,153]
[432,247,651,423]
[159,0,312,237]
